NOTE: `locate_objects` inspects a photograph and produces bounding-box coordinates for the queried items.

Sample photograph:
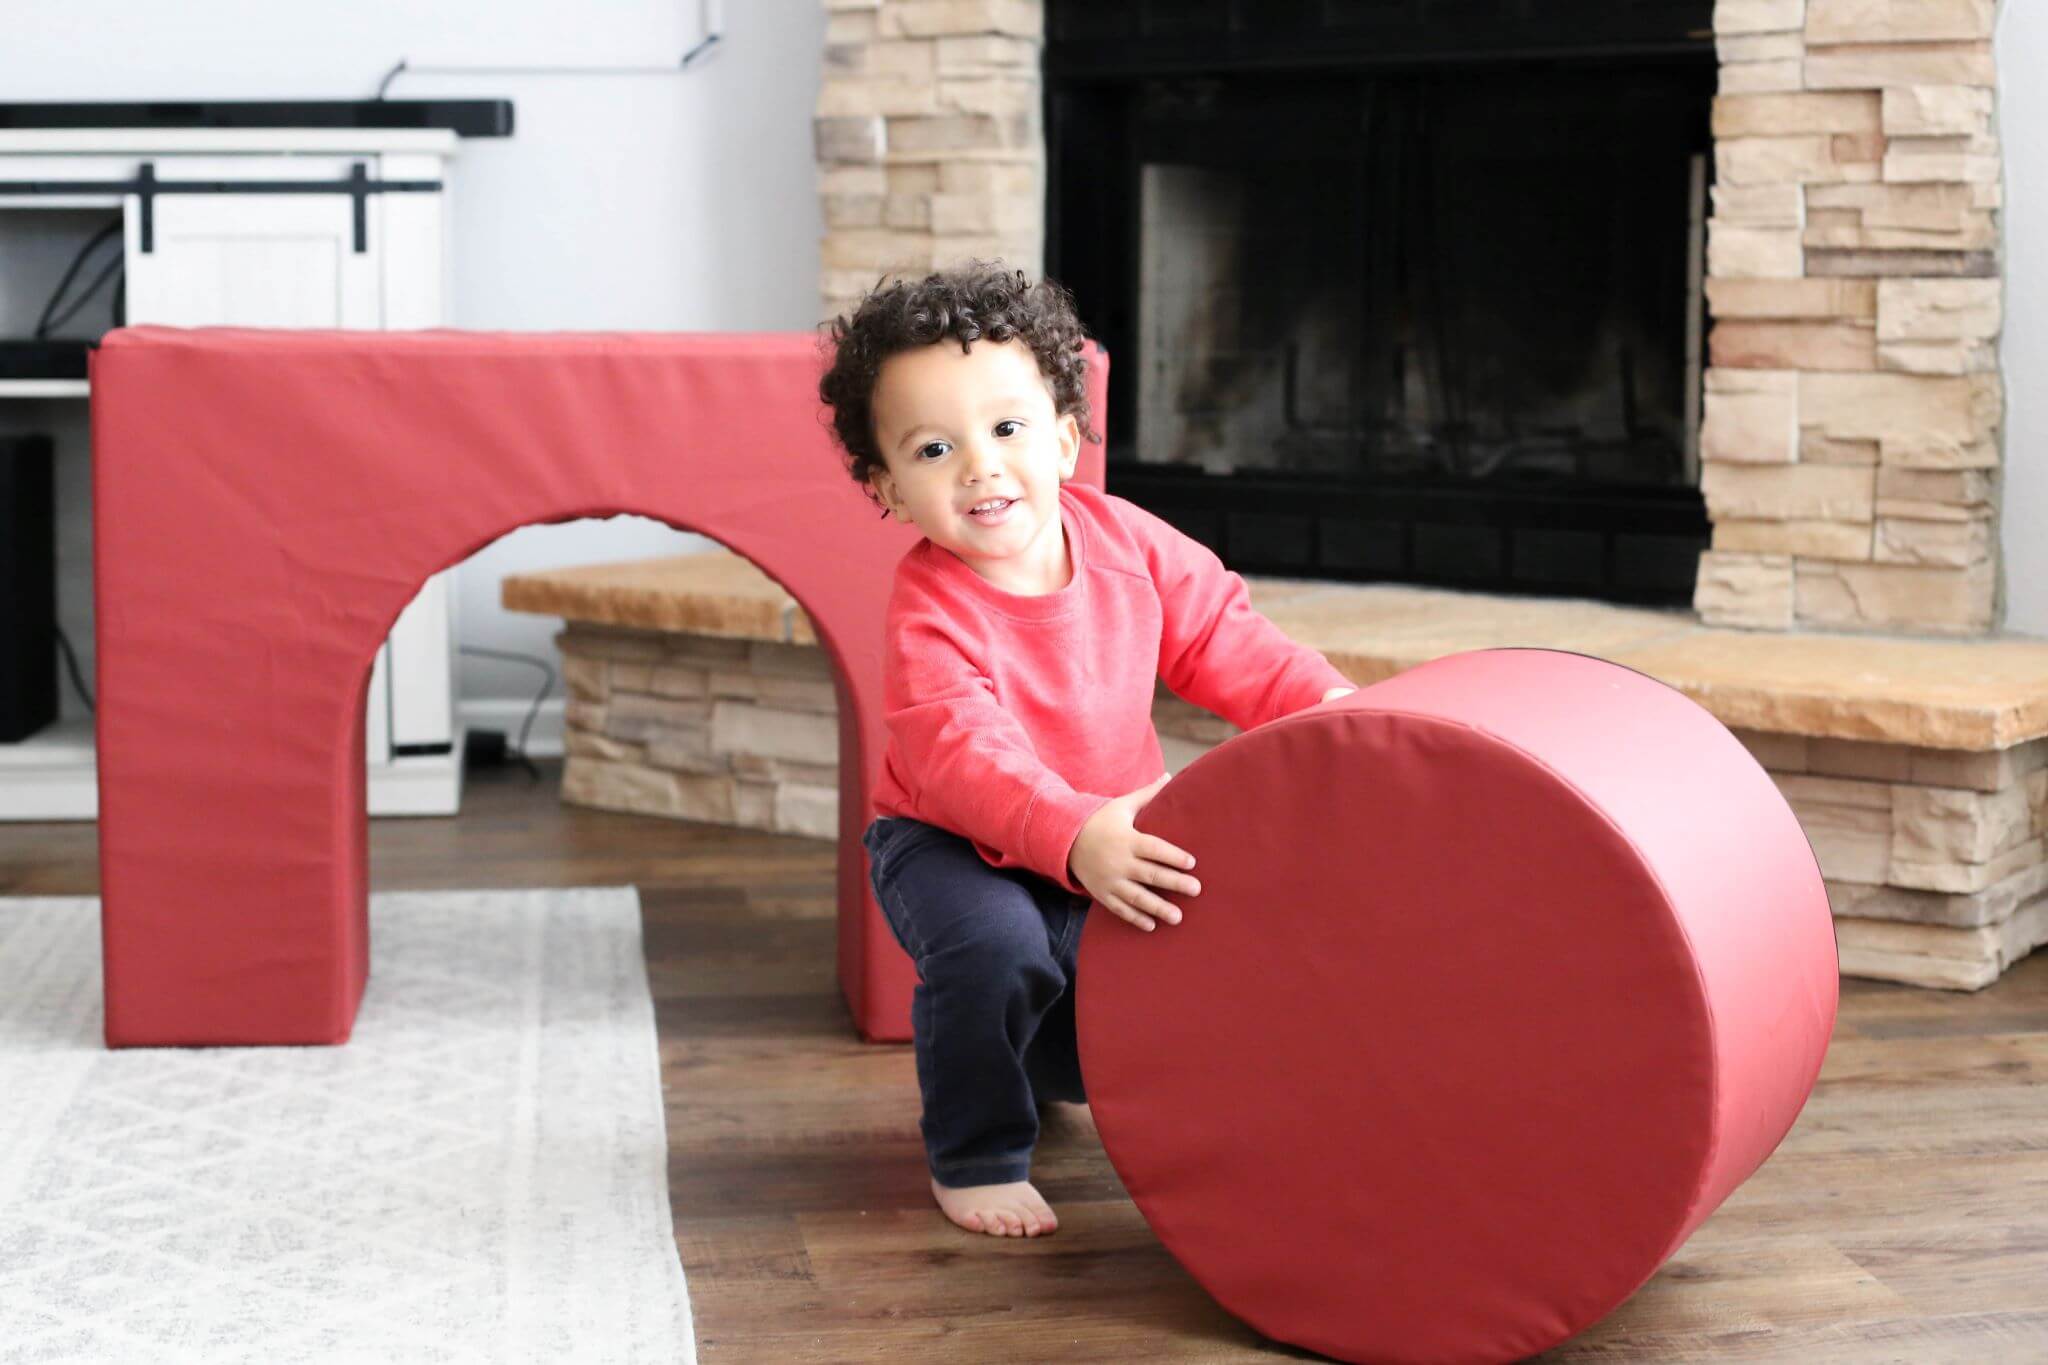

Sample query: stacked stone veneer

[1751,728,2048,988]
[1696,0,2005,633]
[815,0,2012,636]
[560,628,843,841]
[556,614,2048,990]
[814,0,1046,326]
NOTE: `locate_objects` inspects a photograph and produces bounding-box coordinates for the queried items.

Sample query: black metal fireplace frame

[1106,460,1709,604]
[1045,1,1718,606]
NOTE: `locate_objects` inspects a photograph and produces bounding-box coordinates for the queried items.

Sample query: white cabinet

[0,128,465,820]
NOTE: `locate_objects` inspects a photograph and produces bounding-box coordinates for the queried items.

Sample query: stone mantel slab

[502,552,820,647]
[502,551,2048,752]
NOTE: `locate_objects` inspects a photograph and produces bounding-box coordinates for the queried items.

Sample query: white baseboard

[457,697,566,758]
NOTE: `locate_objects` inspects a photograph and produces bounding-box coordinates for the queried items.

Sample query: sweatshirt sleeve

[1125,500,1355,732]
[882,593,1110,895]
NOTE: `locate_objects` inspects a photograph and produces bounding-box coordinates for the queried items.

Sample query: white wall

[1998,2,2047,637]
[0,0,826,745]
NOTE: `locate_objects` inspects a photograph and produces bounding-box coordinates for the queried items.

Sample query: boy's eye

[994,420,1022,438]
[916,441,949,461]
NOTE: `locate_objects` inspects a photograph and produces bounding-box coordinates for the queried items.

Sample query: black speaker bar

[0,100,511,138]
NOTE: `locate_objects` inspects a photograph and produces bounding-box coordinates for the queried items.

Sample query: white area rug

[0,887,695,1364]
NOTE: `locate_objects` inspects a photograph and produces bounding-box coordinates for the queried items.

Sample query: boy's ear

[1057,412,1080,480]
[868,463,908,520]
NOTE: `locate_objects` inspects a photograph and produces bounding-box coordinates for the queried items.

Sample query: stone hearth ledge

[503,550,2048,991]
[504,550,2048,749]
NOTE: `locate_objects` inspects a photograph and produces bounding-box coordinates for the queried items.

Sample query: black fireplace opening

[1047,5,1719,606]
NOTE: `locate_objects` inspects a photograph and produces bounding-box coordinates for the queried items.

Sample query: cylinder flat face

[1077,650,1818,1364]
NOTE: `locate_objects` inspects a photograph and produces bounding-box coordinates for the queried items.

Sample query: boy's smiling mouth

[967,497,1017,522]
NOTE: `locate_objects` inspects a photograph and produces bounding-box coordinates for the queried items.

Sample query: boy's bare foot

[930,1176,1059,1237]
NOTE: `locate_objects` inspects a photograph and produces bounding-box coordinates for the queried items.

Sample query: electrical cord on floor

[458,646,554,783]
[53,625,94,714]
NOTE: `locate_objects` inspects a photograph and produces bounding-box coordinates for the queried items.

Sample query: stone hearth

[505,552,2048,992]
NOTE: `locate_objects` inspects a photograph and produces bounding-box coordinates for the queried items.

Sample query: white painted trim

[0,380,89,400]
[0,717,465,822]
[0,718,98,821]
[368,741,466,817]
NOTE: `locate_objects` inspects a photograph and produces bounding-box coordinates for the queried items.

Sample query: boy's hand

[1069,774,1201,933]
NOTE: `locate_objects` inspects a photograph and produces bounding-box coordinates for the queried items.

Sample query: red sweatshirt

[870,481,1354,895]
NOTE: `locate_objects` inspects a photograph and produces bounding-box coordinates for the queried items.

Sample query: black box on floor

[1,433,57,742]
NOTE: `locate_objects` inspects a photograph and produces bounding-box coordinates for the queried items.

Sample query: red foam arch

[89,326,1105,1047]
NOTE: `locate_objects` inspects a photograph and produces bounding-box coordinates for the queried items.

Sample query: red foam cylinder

[1077,647,1838,1364]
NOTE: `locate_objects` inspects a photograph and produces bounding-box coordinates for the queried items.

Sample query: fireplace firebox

[1046,2,1719,605]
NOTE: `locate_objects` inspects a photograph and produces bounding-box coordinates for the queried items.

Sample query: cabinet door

[122,157,381,328]
[378,152,446,330]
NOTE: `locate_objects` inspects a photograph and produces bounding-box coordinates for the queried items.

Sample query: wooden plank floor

[8,758,2048,1362]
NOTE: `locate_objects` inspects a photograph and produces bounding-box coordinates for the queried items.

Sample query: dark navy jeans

[861,814,1090,1188]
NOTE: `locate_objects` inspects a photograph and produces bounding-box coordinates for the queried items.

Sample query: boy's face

[867,338,1081,591]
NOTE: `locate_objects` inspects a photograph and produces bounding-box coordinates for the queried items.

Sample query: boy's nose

[962,441,1004,481]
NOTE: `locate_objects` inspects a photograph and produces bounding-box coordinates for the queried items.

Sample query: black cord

[53,624,94,714]
[35,220,124,340]
[42,255,125,337]
[457,645,554,783]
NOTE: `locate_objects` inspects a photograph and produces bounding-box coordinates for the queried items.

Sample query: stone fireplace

[814,0,2005,635]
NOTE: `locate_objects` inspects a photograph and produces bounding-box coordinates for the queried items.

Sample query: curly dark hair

[818,259,1101,516]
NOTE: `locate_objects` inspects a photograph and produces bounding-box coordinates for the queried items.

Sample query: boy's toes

[930,1178,1059,1238]
[1021,1200,1056,1235]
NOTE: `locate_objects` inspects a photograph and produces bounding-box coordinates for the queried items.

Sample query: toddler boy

[819,261,1355,1238]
